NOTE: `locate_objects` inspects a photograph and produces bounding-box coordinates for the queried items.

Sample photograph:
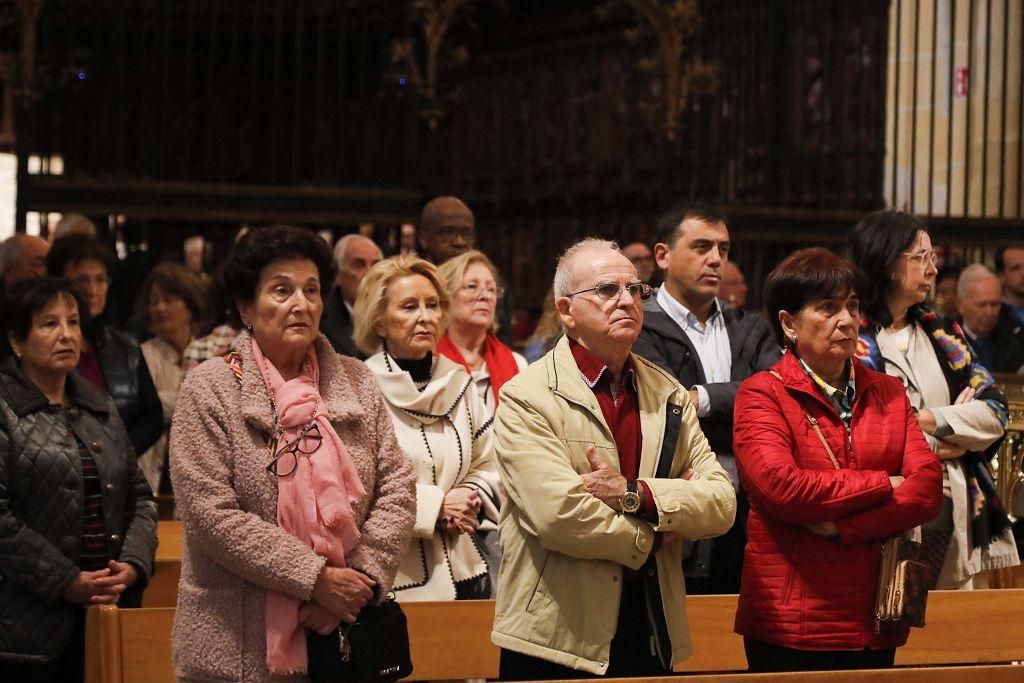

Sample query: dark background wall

[11,0,1019,311]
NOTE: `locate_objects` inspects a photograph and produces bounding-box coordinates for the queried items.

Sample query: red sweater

[733,351,942,651]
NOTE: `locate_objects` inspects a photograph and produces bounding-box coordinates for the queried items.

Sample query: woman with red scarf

[438,250,527,418]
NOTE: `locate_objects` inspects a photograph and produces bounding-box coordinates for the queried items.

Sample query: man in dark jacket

[320,234,382,357]
[957,263,1024,374]
[633,202,780,594]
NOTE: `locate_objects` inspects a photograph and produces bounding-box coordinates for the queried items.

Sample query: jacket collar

[364,351,472,424]
[545,336,679,479]
[0,355,111,417]
[642,295,749,370]
[231,330,365,434]
[773,349,882,412]
[546,335,676,415]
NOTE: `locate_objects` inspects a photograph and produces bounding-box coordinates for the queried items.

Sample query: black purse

[306,597,413,683]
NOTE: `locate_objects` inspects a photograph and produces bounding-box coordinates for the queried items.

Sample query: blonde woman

[355,255,501,600]
[437,250,527,417]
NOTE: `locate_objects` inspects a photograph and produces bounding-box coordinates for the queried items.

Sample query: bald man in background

[0,234,48,293]
[0,234,50,358]
[418,196,477,264]
[956,264,1024,373]
[418,195,515,344]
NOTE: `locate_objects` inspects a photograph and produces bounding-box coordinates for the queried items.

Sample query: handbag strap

[769,370,840,470]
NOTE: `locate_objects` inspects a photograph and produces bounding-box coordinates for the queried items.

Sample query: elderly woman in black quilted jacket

[0,278,157,683]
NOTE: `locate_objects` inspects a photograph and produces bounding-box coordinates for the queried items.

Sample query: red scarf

[436,332,520,405]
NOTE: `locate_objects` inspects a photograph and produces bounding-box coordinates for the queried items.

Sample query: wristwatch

[621,479,642,514]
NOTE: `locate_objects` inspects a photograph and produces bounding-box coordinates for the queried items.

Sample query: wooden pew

[86,589,1024,682]
[147,518,1021,609]
[143,521,182,608]
[611,666,1024,682]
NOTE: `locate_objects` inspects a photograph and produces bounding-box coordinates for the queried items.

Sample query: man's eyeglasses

[568,281,653,302]
[902,250,938,268]
[434,226,475,242]
[266,422,322,477]
[460,282,504,300]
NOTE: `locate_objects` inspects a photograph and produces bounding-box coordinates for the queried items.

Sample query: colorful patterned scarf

[856,309,1010,549]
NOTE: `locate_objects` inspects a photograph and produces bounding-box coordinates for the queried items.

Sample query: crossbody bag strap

[768,370,840,470]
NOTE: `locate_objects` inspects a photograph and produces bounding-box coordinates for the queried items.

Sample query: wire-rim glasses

[266,422,323,477]
[567,281,653,302]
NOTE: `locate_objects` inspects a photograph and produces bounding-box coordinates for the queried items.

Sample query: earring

[244,321,252,332]
[790,335,798,344]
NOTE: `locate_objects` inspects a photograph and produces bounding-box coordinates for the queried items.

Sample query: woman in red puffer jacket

[733,248,942,673]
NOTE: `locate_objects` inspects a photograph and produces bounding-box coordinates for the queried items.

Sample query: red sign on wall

[954,66,969,97]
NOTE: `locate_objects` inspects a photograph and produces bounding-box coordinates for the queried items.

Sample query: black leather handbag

[306,598,413,683]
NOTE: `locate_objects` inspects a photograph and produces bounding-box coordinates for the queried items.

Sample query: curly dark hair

[845,210,928,327]
[3,277,88,343]
[764,247,862,348]
[45,234,116,278]
[222,225,337,324]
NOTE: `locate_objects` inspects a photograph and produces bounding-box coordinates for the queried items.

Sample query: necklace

[259,354,320,440]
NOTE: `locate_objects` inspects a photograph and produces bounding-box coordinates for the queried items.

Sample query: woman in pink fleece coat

[169,226,416,682]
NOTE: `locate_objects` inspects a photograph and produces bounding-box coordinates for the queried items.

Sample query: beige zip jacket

[491,336,736,674]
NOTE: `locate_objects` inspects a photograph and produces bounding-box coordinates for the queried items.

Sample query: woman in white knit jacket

[354,254,500,601]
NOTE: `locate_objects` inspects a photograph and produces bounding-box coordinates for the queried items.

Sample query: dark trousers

[743,637,896,673]
[685,491,748,595]
[0,609,86,683]
[499,580,667,680]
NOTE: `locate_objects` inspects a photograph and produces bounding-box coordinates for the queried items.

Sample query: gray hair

[957,263,1000,298]
[0,235,23,277]
[54,213,97,240]
[333,233,359,269]
[183,235,205,255]
[553,238,620,299]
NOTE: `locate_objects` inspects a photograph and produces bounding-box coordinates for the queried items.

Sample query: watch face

[623,492,642,513]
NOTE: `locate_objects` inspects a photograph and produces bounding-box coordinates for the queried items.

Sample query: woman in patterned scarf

[847,210,1019,589]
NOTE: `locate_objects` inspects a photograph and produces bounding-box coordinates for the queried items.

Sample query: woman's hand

[803,521,839,537]
[953,386,977,405]
[63,561,140,605]
[919,388,975,435]
[311,567,376,624]
[440,487,481,535]
[299,602,343,635]
[917,409,937,435]
[933,438,967,460]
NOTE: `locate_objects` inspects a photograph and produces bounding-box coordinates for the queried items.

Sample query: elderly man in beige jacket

[491,238,736,679]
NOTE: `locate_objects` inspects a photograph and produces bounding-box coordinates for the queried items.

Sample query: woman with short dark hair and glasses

[168,226,415,682]
[847,210,1018,590]
[354,255,501,601]
[733,248,941,672]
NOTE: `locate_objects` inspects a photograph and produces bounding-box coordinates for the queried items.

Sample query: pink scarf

[252,339,366,675]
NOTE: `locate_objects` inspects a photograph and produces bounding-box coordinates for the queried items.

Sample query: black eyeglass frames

[266,421,323,477]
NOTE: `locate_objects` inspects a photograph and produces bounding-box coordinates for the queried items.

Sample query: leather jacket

[0,357,157,662]
[85,320,163,456]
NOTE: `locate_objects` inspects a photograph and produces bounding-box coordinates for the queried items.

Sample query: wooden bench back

[86,589,1024,682]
